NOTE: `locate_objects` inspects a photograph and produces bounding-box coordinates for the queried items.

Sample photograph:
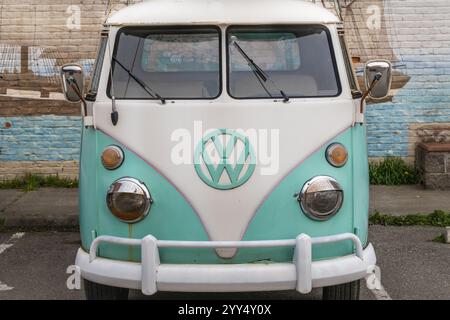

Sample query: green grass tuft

[0,173,78,192]
[370,210,450,227]
[432,234,447,244]
[369,157,419,185]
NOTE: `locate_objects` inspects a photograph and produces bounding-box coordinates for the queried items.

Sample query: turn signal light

[326,143,348,167]
[101,145,124,170]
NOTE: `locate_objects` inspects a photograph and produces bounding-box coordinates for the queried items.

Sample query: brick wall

[0,115,81,161]
[342,0,450,162]
[0,0,449,179]
[0,0,135,179]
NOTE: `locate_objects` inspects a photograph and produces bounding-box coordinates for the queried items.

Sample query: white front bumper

[75,233,376,295]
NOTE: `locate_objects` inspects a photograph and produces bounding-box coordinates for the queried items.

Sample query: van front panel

[78,23,369,264]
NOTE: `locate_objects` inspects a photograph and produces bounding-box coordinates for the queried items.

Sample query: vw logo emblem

[194,129,256,190]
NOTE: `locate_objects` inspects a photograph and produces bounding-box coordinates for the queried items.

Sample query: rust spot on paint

[4,121,12,128]
[128,224,134,261]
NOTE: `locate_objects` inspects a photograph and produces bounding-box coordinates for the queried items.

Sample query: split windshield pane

[109,27,221,99]
[227,25,341,99]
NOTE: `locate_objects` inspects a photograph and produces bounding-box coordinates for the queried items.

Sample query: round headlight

[298,176,343,221]
[106,177,152,223]
[101,145,124,170]
[326,143,348,167]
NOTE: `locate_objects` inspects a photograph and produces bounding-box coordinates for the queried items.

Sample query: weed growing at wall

[369,157,419,185]
[432,234,447,244]
[0,173,78,191]
[370,211,450,227]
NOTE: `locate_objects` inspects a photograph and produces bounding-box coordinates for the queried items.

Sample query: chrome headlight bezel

[106,177,152,223]
[298,176,343,221]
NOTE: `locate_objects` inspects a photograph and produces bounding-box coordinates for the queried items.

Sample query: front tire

[84,279,129,300]
[322,280,360,300]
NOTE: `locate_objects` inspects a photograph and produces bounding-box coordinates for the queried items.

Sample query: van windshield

[108,27,221,100]
[227,25,341,99]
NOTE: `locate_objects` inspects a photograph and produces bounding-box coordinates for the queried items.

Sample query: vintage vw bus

[61,0,392,300]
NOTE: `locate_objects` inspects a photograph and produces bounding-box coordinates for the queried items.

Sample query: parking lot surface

[0,225,448,300]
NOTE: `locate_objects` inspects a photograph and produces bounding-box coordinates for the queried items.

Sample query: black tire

[84,279,129,300]
[322,280,360,300]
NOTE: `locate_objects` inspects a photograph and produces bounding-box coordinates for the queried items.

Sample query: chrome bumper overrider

[75,233,376,295]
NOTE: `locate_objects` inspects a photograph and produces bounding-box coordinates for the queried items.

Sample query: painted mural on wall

[342,0,450,159]
[0,1,135,100]
[0,44,94,100]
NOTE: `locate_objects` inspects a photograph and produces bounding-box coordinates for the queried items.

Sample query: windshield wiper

[112,56,166,104]
[231,36,290,103]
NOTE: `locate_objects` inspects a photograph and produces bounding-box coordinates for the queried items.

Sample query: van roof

[106,0,340,26]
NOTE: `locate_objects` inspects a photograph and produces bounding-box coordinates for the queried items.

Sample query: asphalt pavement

[0,225,448,300]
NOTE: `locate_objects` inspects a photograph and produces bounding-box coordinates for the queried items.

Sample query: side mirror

[61,64,85,103]
[364,60,392,99]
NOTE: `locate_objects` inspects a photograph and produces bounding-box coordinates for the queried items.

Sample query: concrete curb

[2,215,79,229]
[369,185,450,216]
[0,188,79,229]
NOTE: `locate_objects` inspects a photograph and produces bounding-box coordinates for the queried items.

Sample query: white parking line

[370,284,392,300]
[9,233,25,241]
[0,232,25,255]
[365,266,392,300]
[0,243,13,255]
[0,232,25,291]
[0,281,13,291]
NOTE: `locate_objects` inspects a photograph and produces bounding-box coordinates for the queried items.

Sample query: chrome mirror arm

[66,77,87,116]
[359,73,382,114]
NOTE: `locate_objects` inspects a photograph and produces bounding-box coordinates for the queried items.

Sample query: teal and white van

[61,0,392,300]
